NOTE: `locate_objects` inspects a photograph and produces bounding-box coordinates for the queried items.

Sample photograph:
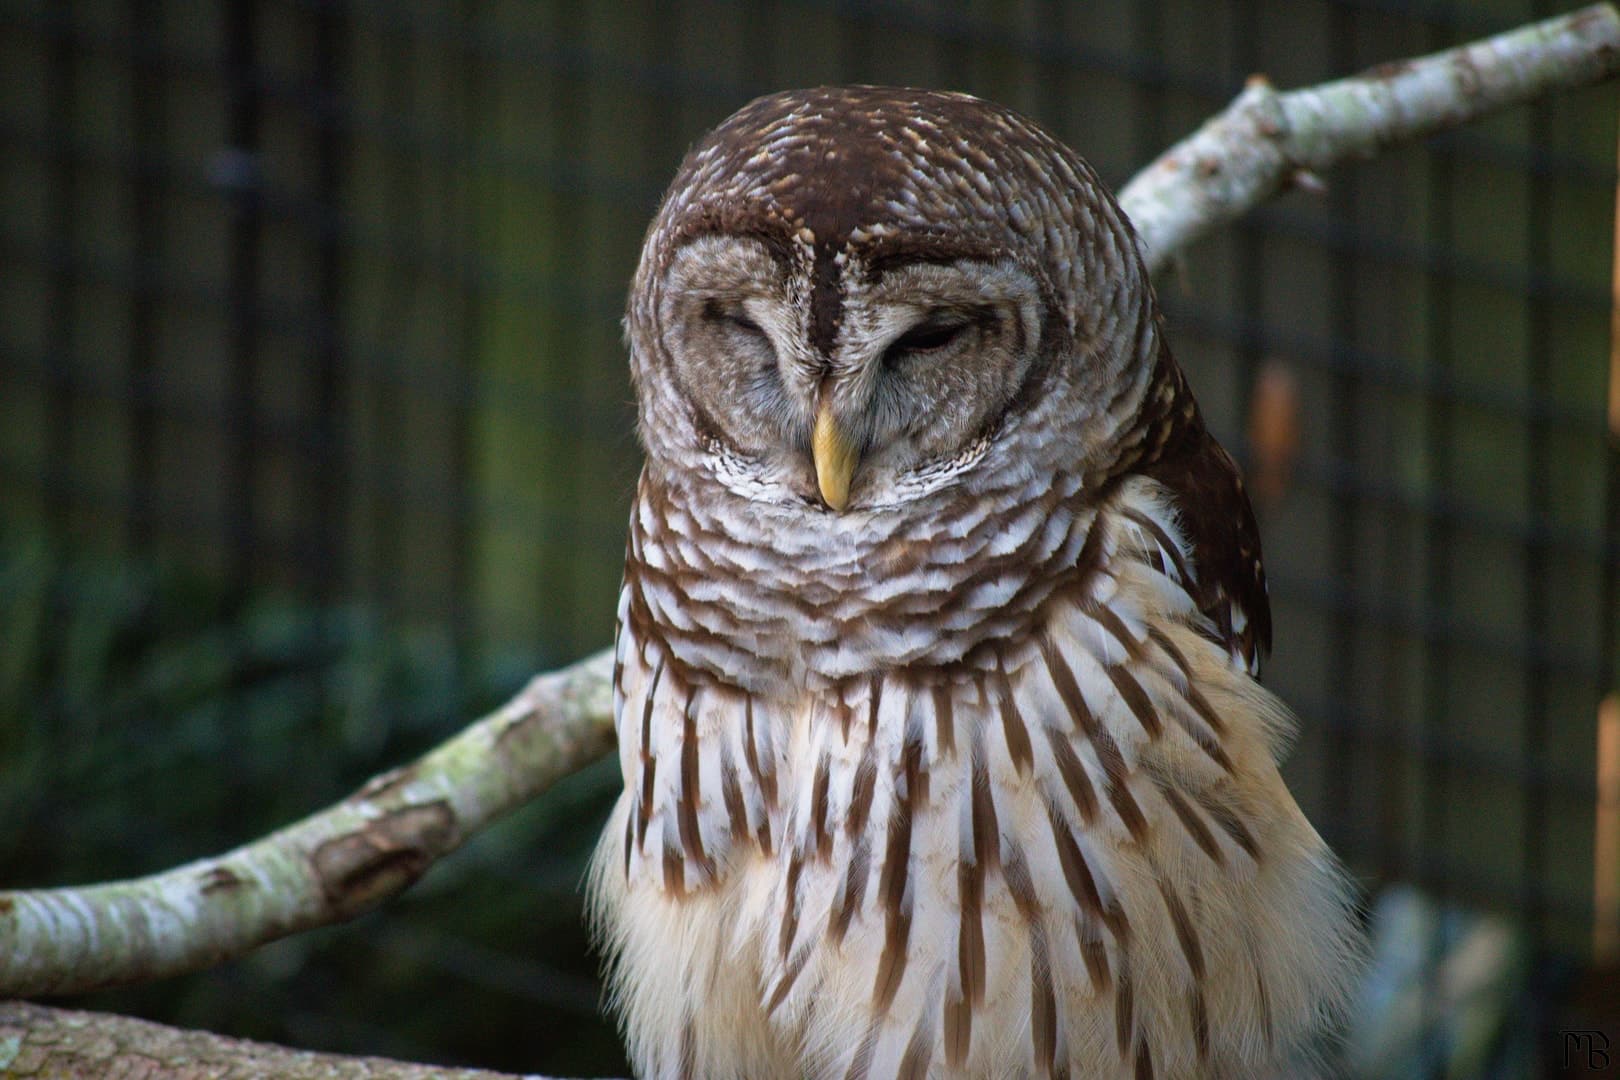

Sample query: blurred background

[1,0,1617,1076]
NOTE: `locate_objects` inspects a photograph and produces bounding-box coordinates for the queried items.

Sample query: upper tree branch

[1119,2,1620,274]
[2,4,1617,1076]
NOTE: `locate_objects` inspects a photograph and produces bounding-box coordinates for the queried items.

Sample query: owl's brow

[860,237,1006,277]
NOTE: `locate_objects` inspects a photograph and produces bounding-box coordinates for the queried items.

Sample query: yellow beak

[811,404,859,512]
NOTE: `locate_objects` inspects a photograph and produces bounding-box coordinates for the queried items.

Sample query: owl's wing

[1125,334,1271,673]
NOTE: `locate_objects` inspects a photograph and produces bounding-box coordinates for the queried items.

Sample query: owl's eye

[703,298,768,343]
[883,310,980,365]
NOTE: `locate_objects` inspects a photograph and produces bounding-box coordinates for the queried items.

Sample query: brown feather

[874,752,917,1009]
[1106,663,1163,739]
[1046,800,1108,925]
[995,661,1035,774]
[898,1016,934,1080]
[932,682,957,757]
[811,753,833,860]
[1194,790,1261,862]
[677,688,710,872]
[829,834,870,946]
[779,848,803,958]
[1157,877,1206,981]
[1045,726,1100,823]
[847,754,878,838]
[1156,781,1223,864]
[720,753,748,844]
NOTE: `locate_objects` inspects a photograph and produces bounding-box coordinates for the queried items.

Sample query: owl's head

[627,86,1161,514]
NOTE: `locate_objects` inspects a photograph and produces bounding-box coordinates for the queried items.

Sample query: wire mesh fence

[1,0,1617,1075]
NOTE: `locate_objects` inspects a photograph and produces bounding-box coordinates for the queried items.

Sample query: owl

[589,86,1362,1080]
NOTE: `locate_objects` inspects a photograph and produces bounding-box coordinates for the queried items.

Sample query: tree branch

[0,653,613,996]
[3,3,1618,1075]
[1119,2,1620,274]
[0,1000,530,1079]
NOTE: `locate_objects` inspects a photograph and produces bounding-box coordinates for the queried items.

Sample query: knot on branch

[311,802,458,918]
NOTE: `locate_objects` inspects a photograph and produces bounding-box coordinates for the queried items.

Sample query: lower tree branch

[0,653,613,997]
[0,1000,530,1079]
[2,3,1618,1075]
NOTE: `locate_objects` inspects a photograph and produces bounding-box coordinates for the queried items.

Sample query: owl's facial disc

[657,236,1045,511]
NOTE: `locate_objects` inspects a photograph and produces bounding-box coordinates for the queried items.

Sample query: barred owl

[589,86,1361,1079]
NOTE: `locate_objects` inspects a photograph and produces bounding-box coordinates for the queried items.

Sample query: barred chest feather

[589,469,1360,1080]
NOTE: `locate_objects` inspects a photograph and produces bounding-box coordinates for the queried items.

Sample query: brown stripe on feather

[764,942,812,1017]
[1134,1040,1154,1080]
[1039,636,1150,842]
[677,688,709,872]
[971,725,1001,871]
[829,834,870,946]
[874,750,918,1009]
[757,807,774,857]
[1001,843,1041,926]
[932,682,957,757]
[1085,599,1146,661]
[1163,694,1235,773]
[640,656,664,753]
[637,755,657,847]
[1194,790,1261,861]
[1157,877,1205,981]
[898,1014,934,1080]
[720,752,748,845]
[811,754,833,859]
[994,660,1034,774]
[867,674,884,739]
[1190,986,1211,1061]
[1076,918,1112,993]
[1045,800,1108,925]
[780,847,804,958]
[847,754,878,838]
[1156,782,1223,864]
[948,728,993,1066]
[842,1020,878,1080]
[1030,925,1059,1077]
[1106,664,1163,739]
[903,694,931,808]
[743,696,778,806]
[1120,506,1192,586]
[957,852,987,1009]
[1045,727,1099,824]
[1114,959,1135,1056]
[662,842,685,896]
[1252,942,1276,1048]
[944,988,974,1070]
[1182,682,1228,736]
[622,809,634,878]
[1145,626,1191,680]
[1038,633,1095,739]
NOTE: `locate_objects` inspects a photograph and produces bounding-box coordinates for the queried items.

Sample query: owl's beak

[811,404,859,512]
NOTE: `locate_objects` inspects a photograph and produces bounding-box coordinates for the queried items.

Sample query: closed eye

[883,309,982,365]
[703,298,768,340]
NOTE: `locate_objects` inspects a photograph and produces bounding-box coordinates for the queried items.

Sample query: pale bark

[0,1000,532,1079]
[0,654,614,997]
[3,4,1618,1075]
[1119,2,1620,274]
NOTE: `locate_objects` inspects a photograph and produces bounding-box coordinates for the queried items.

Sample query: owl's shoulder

[1119,341,1271,672]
